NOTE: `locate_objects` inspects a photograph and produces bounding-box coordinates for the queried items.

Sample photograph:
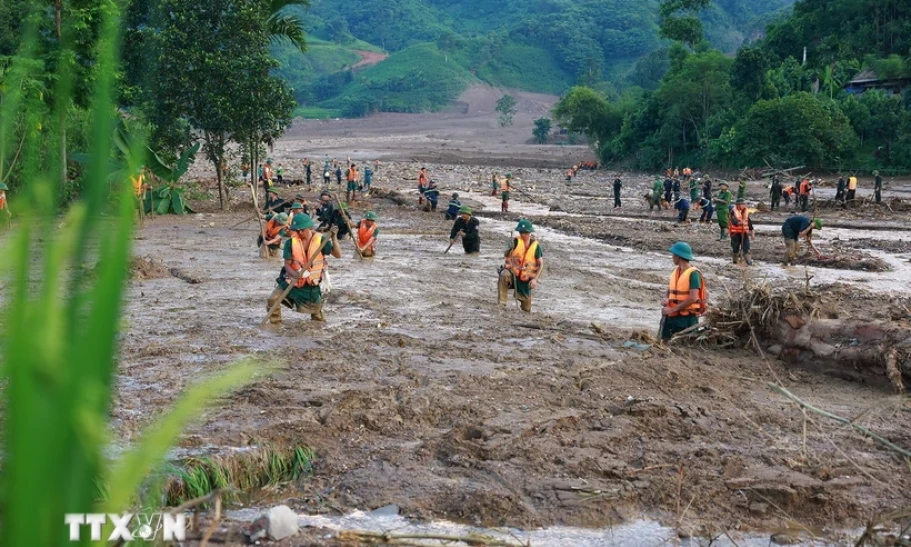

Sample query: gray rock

[265,505,299,541]
[370,504,400,517]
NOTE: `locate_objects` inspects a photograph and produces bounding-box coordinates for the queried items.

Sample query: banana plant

[144,142,201,214]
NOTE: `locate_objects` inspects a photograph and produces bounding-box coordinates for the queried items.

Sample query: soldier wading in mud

[498,219,543,313]
[266,215,342,323]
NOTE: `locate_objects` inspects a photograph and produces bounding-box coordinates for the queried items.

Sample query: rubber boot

[266,288,284,324]
[520,296,532,313]
[732,252,739,265]
[502,201,507,213]
[718,226,725,241]
[744,252,753,266]
[497,271,510,306]
[310,303,326,322]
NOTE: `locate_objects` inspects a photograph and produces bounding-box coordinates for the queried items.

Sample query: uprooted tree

[676,282,911,393]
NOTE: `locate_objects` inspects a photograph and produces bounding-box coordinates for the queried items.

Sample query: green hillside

[274,0,796,117]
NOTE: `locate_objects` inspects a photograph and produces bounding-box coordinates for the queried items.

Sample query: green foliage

[495,94,517,127]
[533,117,552,144]
[267,0,310,53]
[730,46,770,101]
[659,0,711,48]
[147,142,200,185]
[731,93,858,166]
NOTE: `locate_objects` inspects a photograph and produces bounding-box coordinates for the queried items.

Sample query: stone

[264,505,299,541]
[370,504,400,517]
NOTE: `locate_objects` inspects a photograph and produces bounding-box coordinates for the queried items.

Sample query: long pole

[250,184,268,258]
[260,237,333,328]
[330,192,364,260]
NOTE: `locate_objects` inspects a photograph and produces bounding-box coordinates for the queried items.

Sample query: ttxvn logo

[64,513,187,541]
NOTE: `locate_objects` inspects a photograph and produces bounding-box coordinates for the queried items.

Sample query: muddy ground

[99,92,911,544]
[112,159,911,546]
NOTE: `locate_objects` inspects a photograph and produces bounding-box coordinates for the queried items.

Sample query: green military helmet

[452,192,459,199]
[364,211,378,221]
[0,182,8,191]
[458,206,472,215]
[266,158,273,164]
[515,218,534,233]
[274,213,290,224]
[295,193,305,200]
[669,241,694,261]
[813,218,823,230]
[289,214,314,231]
[736,198,746,204]
[320,190,331,198]
[505,172,512,178]
[290,201,304,210]
[719,181,729,188]
[873,170,879,176]
[267,188,278,195]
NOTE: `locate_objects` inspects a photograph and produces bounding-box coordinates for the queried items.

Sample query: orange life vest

[0,193,6,210]
[358,222,376,251]
[500,178,510,192]
[799,179,810,195]
[289,233,326,288]
[668,266,707,317]
[729,207,750,235]
[347,168,357,182]
[264,165,273,180]
[506,238,539,282]
[265,218,284,241]
[848,177,857,190]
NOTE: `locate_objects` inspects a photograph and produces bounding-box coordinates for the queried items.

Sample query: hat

[515,219,534,233]
[669,241,694,261]
[719,181,729,188]
[458,206,472,215]
[274,213,289,224]
[266,158,273,164]
[736,198,746,204]
[873,170,879,176]
[320,191,331,198]
[267,188,278,194]
[0,182,8,191]
[505,172,512,178]
[295,193,305,200]
[813,218,823,230]
[364,211,378,221]
[452,193,459,199]
[290,201,304,210]
[289,215,314,231]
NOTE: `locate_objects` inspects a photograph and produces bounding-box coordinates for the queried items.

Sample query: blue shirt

[675,198,690,211]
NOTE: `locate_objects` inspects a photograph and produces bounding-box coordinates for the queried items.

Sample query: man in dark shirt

[612,177,622,209]
[702,178,712,200]
[874,170,883,203]
[449,206,481,254]
[769,177,782,211]
[835,174,846,202]
[264,188,290,214]
[782,216,822,265]
[315,192,335,226]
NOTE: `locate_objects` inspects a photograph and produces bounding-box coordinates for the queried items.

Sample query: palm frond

[267,12,307,53]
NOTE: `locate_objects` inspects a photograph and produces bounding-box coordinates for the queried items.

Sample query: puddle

[225,508,846,546]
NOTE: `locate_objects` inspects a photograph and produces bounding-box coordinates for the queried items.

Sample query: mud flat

[98,147,911,546]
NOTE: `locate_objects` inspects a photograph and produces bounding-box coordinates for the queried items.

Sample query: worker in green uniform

[661,242,706,340]
[688,177,700,202]
[498,219,543,313]
[713,181,733,241]
[651,177,665,211]
[874,170,883,203]
[737,178,747,201]
[266,215,342,324]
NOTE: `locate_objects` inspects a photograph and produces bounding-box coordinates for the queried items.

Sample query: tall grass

[0,4,262,546]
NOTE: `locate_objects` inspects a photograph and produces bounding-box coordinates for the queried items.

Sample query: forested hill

[274,0,794,117]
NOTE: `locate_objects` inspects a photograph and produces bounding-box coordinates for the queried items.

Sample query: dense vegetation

[273,0,793,116]
[556,0,911,172]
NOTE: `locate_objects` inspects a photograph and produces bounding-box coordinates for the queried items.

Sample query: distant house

[845,69,911,96]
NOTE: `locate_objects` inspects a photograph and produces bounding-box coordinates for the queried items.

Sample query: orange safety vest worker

[506,238,539,282]
[289,233,326,287]
[667,267,706,317]
[264,217,284,241]
[848,176,857,190]
[264,164,273,180]
[0,193,6,211]
[347,167,357,182]
[729,207,751,235]
[799,179,811,195]
[358,223,377,253]
[500,178,511,192]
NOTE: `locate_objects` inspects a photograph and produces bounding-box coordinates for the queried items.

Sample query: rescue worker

[847,174,858,201]
[304,158,312,186]
[288,201,306,226]
[500,173,512,213]
[672,178,681,201]
[323,164,331,185]
[799,178,811,212]
[769,177,782,211]
[663,177,673,204]
[874,171,882,203]
[363,166,373,191]
[418,167,429,205]
[651,178,665,211]
[613,177,622,209]
[781,216,822,266]
[276,163,284,185]
[445,193,462,220]
[355,211,379,258]
[424,179,440,212]
[835,174,846,202]
[260,212,290,258]
[320,201,352,240]
[696,196,714,223]
[702,178,713,200]
[713,181,733,241]
[266,214,342,324]
[673,167,680,178]
[674,197,690,223]
[491,173,500,196]
[737,178,747,201]
[315,191,335,227]
[263,160,274,184]
[449,206,480,254]
[346,163,359,202]
[661,242,706,340]
[335,165,343,186]
[729,198,754,265]
[264,188,290,214]
[498,219,543,313]
[565,167,574,183]
[782,185,794,207]
[688,177,700,202]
